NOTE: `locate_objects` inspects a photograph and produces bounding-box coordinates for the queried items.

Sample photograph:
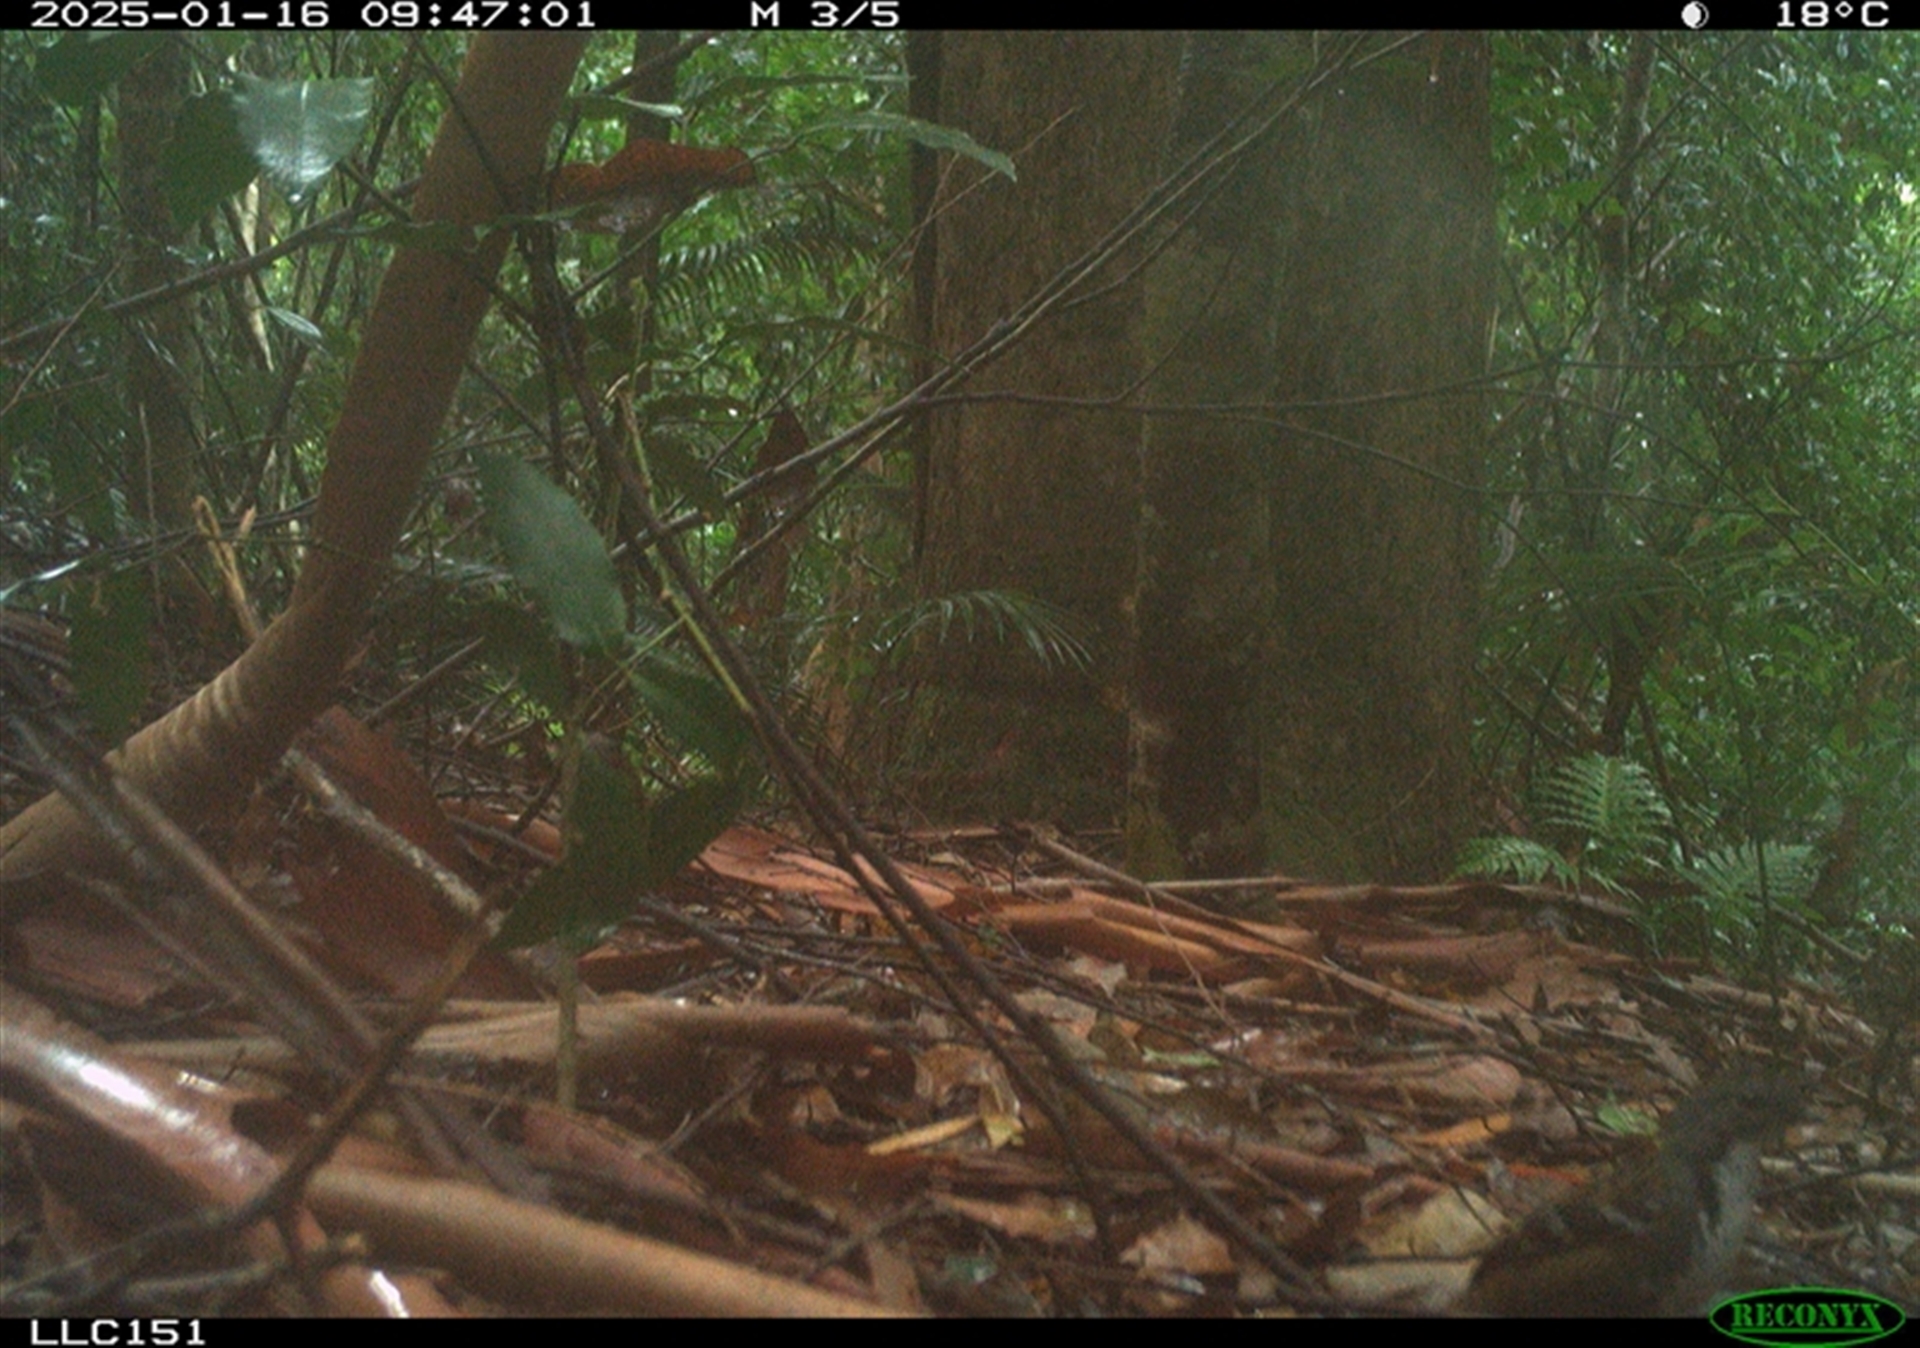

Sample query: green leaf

[1594,1098,1660,1137]
[264,306,325,348]
[876,590,1092,673]
[67,570,149,742]
[649,774,744,882]
[1535,756,1669,856]
[495,752,739,947]
[37,33,163,105]
[570,94,686,123]
[162,91,258,225]
[495,750,645,947]
[684,72,877,111]
[232,74,374,205]
[1684,842,1819,908]
[641,434,728,516]
[1454,835,1573,886]
[476,455,626,653]
[470,600,570,715]
[819,111,1015,182]
[631,648,751,770]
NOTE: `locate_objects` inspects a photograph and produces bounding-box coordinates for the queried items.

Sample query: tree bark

[1130,34,1491,883]
[906,31,1178,823]
[1260,33,1491,880]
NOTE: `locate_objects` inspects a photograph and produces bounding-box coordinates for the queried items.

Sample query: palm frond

[875,589,1093,674]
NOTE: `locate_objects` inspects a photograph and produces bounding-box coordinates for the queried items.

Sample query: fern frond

[1455,835,1576,887]
[659,217,869,313]
[1683,841,1819,908]
[1535,754,1670,855]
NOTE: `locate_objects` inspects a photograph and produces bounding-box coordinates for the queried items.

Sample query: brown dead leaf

[1266,1056,1522,1112]
[518,1103,708,1212]
[578,938,714,991]
[413,998,879,1080]
[306,1166,898,1317]
[1121,1212,1236,1279]
[764,1126,928,1211]
[934,1191,1097,1245]
[1325,1258,1476,1313]
[992,899,1246,979]
[11,912,192,1008]
[699,825,955,914]
[1360,1185,1507,1258]
[1347,929,1546,987]
[1406,1111,1511,1149]
[287,709,531,999]
[916,1042,1020,1115]
[1459,944,1632,1016]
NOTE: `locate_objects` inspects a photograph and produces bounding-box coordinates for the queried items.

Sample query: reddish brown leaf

[697,825,957,914]
[550,139,755,233]
[596,139,755,196]
[287,708,532,999]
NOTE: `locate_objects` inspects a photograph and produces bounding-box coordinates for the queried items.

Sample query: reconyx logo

[1711,1288,1906,1348]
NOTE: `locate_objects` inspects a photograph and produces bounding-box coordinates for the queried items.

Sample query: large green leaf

[263,306,325,349]
[495,752,739,947]
[476,455,627,653]
[163,90,257,225]
[37,33,163,105]
[631,648,752,770]
[819,111,1014,182]
[570,94,685,123]
[684,72,877,111]
[231,74,373,205]
[650,774,744,884]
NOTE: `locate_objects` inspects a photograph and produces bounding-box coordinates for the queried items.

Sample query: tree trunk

[1131,34,1491,883]
[1129,33,1292,879]
[1260,33,1491,880]
[905,31,1178,823]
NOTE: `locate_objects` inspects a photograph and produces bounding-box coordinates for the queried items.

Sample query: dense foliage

[1476,32,1919,963]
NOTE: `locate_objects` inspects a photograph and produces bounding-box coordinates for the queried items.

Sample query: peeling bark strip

[1,37,590,897]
